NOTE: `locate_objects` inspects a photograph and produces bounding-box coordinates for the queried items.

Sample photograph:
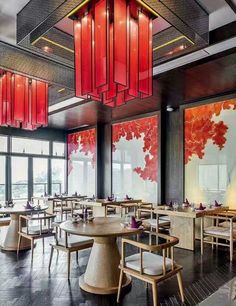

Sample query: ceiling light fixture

[73,0,155,107]
[0,70,48,130]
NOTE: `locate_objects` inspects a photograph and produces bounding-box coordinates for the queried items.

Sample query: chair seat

[204,226,236,238]
[220,221,236,229]
[125,251,172,276]
[22,225,54,235]
[54,207,71,212]
[57,235,93,248]
[145,219,170,228]
[159,216,170,221]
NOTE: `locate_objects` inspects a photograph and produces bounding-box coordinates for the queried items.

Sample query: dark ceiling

[48,49,236,130]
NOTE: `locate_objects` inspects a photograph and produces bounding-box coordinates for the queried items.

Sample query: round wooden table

[60,217,140,295]
[0,204,48,251]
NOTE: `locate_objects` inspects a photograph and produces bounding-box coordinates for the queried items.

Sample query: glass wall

[112,116,159,203]
[11,156,28,200]
[51,159,66,195]
[0,134,66,201]
[33,158,48,196]
[0,156,6,201]
[184,98,236,207]
[68,129,96,197]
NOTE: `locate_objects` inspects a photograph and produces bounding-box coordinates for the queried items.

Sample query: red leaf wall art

[185,99,236,164]
[112,116,158,182]
[68,129,96,174]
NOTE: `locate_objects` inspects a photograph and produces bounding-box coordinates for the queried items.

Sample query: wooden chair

[138,208,170,233]
[17,212,56,261]
[200,212,236,261]
[53,198,73,221]
[117,231,184,306]
[49,224,93,279]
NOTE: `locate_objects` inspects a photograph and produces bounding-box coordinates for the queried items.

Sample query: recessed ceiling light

[42,46,53,53]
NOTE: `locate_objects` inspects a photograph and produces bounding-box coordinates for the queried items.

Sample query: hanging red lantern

[0,70,48,130]
[73,0,153,107]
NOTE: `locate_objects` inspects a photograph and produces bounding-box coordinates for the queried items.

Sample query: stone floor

[0,227,236,306]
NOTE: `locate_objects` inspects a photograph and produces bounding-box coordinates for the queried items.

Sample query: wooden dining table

[77,198,142,217]
[0,204,48,251]
[60,217,141,294]
[154,206,225,251]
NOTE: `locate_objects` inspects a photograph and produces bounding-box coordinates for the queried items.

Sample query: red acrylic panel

[0,74,4,125]
[74,20,82,97]
[125,90,135,102]
[138,12,149,95]
[128,18,139,97]
[95,0,107,88]
[114,0,127,86]
[6,72,12,124]
[81,13,92,95]
[12,74,25,122]
[24,77,29,124]
[116,91,125,106]
[106,24,116,100]
[141,19,153,98]
[91,19,100,99]
[31,79,37,126]
[36,81,48,125]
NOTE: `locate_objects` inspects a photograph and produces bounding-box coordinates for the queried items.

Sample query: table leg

[170,216,195,251]
[79,237,131,294]
[0,214,31,251]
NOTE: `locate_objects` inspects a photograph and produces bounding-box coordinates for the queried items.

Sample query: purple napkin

[125,194,132,200]
[169,201,173,208]
[214,200,222,207]
[25,201,33,210]
[185,198,190,205]
[130,216,142,228]
[198,203,206,210]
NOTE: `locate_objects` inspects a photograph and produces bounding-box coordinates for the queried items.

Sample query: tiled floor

[0,227,235,306]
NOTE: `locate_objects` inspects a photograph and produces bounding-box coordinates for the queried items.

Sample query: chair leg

[49,245,54,270]
[76,251,79,264]
[230,237,233,262]
[67,252,71,279]
[152,282,158,306]
[42,238,45,254]
[17,234,22,258]
[31,239,34,262]
[177,271,184,303]
[117,269,124,303]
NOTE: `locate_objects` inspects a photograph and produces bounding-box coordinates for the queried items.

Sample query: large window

[51,159,66,195]
[33,158,48,196]
[12,137,49,155]
[11,156,28,200]
[0,136,7,152]
[0,156,6,201]
[53,142,65,157]
[67,129,96,197]
[112,116,159,203]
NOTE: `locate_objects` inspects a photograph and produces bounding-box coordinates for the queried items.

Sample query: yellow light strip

[136,0,159,17]
[32,37,74,53]
[58,88,66,93]
[66,0,91,18]
[153,35,194,51]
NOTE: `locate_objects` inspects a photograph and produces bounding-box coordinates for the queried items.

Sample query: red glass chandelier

[0,70,48,130]
[73,0,153,107]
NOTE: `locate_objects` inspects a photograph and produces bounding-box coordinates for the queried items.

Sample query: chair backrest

[121,231,179,276]
[19,212,56,236]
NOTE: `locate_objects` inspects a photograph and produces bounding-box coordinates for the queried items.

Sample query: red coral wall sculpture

[112,116,158,182]
[185,99,236,164]
[68,129,96,174]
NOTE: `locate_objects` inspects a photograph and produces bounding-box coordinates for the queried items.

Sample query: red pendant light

[73,0,153,107]
[0,70,48,130]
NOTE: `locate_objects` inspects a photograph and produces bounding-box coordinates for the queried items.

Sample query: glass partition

[184,98,236,207]
[67,129,96,197]
[112,115,159,203]
[0,136,7,152]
